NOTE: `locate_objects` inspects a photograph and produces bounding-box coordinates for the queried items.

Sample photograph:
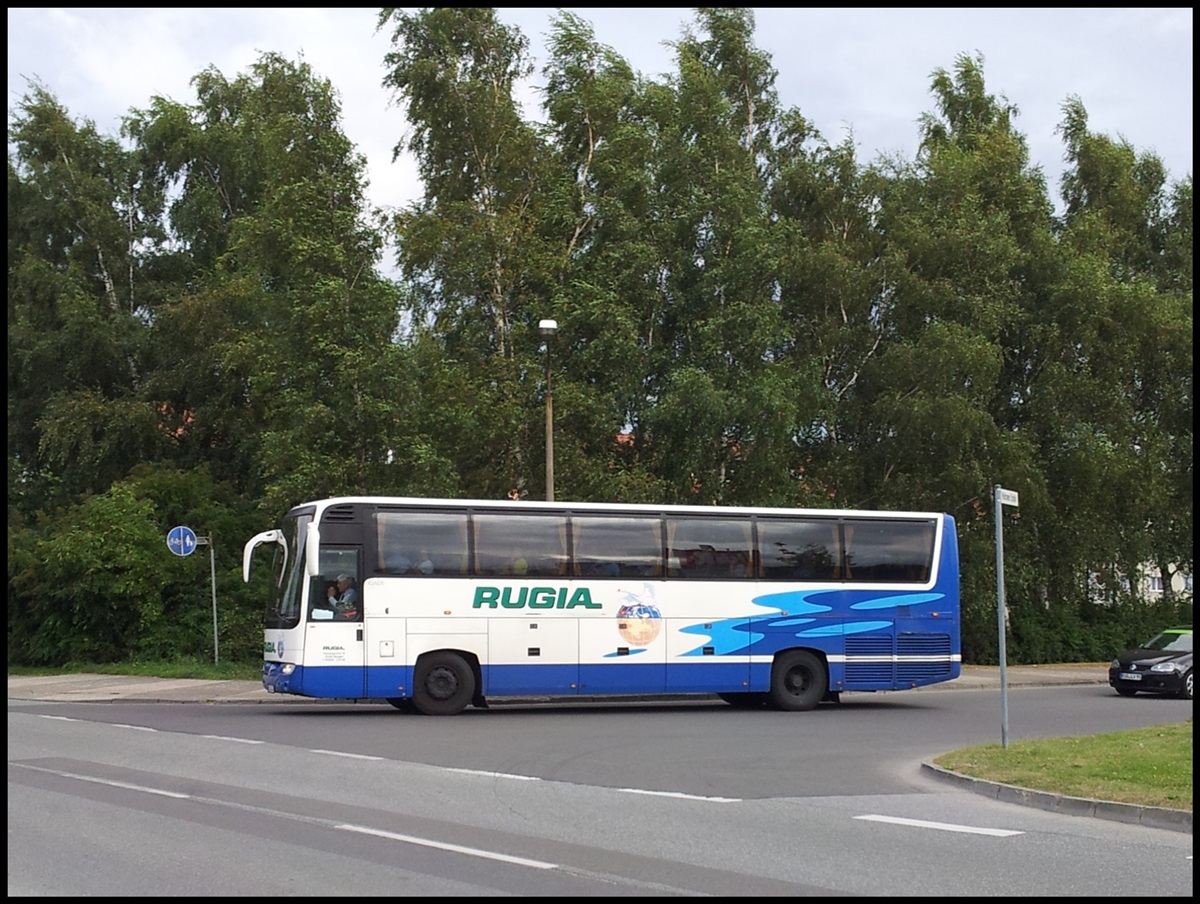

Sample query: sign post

[167,526,219,664]
[994,486,1019,748]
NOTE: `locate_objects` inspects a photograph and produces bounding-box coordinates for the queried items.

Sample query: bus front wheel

[770,650,827,712]
[413,652,476,716]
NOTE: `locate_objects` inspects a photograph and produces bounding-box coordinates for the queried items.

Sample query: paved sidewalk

[9,665,1190,835]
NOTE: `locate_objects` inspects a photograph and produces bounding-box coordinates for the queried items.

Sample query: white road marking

[337,823,558,869]
[311,749,385,761]
[17,764,190,799]
[856,814,1023,836]
[443,767,542,781]
[14,763,556,870]
[443,767,739,801]
[615,787,741,803]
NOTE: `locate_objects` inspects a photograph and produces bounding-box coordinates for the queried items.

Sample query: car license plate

[1119,672,1142,681]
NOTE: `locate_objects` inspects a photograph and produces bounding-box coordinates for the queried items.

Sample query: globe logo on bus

[617,586,662,646]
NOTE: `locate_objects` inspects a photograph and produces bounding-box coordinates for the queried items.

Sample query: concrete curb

[920,762,1192,834]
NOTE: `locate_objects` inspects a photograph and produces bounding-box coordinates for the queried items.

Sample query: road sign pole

[994,485,1019,749]
[196,536,219,665]
[167,526,218,664]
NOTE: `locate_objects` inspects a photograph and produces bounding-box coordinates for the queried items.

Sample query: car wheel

[769,650,827,711]
[1179,670,1193,700]
[413,652,475,715]
[1114,687,1138,697]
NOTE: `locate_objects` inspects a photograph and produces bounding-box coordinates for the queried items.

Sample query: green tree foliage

[8,85,164,515]
[7,465,263,665]
[379,7,564,499]
[126,53,415,512]
[1051,98,1193,608]
[637,8,809,506]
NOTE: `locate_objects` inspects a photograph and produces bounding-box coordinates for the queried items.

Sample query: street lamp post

[538,319,557,501]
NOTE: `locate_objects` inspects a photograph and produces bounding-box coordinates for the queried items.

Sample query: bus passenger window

[374,510,469,576]
[666,517,753,579]
[758,519,839,581]
[571,516,662,579]
[473,512,566,577]
[842,519,936,583]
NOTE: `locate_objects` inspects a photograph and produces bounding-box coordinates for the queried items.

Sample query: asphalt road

[8,676,1192,896]
[8,665,1192,833]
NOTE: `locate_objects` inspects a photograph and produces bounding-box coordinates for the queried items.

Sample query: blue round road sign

[167,525,198,557]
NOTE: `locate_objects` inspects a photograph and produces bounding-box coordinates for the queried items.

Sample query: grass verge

[933,721,1193,811]
[8,660,262,682]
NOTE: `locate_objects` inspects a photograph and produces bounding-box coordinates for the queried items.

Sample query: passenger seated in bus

[500,555,529,576]
[383,552,412,573]
[384,551,434,574]
[581,560,619,577]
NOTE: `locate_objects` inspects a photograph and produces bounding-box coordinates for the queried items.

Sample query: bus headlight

[280,662,297,675]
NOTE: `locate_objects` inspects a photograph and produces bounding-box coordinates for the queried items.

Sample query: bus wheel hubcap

[428,668,457,699]
[786,670,808,695]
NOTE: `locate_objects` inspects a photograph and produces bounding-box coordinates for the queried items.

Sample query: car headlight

[1110,659,1120,668]
[1150,661,1178,674]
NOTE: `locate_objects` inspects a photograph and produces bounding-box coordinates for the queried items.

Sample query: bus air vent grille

[845,635,894,683]
[323,504,358,523]
[897,634,952,679]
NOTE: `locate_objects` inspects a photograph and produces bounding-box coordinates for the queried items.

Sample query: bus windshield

[262,513,310,630]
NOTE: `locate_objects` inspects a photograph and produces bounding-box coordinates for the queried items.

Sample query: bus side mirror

[243,529,285,583]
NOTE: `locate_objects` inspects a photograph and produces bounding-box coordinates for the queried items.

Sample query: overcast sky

[8,7,1193,223]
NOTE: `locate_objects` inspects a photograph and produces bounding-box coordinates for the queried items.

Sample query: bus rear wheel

[413,652,475,716]
[769,650,826,712]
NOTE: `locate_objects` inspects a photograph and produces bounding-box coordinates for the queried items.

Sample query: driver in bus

[327,573,358,617]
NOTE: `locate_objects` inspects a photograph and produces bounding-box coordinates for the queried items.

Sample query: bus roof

[288,496,949,520]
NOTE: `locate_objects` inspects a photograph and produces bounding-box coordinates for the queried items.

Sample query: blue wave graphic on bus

[850,592,944,610]
[677,618,776,655]
[792,620,892,637]
[752,590,833,614]
[677,588,946,656]
[679,616,895,655]
[752,588,945,614]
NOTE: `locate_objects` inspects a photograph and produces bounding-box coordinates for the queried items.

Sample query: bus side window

[375,509,469,576]
[666,517,752,579]
[758,519,839,581]
[572,515,662,579]
[842,519,936,583]
[473,512,566,578]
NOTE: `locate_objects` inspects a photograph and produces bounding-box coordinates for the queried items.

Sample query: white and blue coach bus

[243,496,961,714]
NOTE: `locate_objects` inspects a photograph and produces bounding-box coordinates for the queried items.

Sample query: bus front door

[299,571,366,699]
